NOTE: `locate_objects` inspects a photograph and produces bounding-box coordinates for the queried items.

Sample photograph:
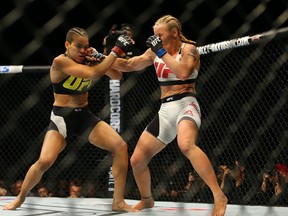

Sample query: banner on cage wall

[107,79,122,197]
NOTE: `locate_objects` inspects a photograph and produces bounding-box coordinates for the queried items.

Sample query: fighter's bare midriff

[53,93,89,107]
[160,83,196,98]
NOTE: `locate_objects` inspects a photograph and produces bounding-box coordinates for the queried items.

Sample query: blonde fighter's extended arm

[105,68,123,80]
[112,49,154,72]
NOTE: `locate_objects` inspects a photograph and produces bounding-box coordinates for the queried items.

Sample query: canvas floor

[0,196,287,216]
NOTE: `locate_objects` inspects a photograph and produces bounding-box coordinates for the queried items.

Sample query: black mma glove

[111,34,132,57]
[146,35,167,58]
[84,48,106,66]
[91,49,105,60]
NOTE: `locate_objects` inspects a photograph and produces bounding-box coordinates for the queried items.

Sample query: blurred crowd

[1,160,287,206]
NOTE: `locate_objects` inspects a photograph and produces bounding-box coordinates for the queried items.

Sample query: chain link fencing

[0,0,287,208]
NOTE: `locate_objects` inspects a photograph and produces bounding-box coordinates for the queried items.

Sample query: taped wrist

[111,46,125,57]
[156,48,167,58]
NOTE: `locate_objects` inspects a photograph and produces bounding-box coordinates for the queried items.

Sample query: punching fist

[111,34,133,57]
[84,48,105,66]
[146,35,167,58]
[91,49,105,60]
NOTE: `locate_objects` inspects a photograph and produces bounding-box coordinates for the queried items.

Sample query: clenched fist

[111,34,133,57]
[146,35,167,58]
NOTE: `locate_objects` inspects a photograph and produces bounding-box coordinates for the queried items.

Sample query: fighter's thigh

[88,121,123,151]
[177,120,198,151]
[132,131,165,163]
[39,130,66,163]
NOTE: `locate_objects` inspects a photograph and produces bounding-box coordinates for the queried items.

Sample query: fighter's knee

[130,156,137,168]
[179,142,197,157]
[35,159,53,172]
[113,140,127,153]
[130,154,142,169]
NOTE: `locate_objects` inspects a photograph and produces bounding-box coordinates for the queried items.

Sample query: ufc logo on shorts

[184,110,193,116]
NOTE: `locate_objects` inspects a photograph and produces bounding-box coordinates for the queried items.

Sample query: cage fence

[0,0,287,209]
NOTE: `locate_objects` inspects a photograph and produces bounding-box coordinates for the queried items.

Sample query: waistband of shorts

[52,105,89,113]
[160,92,196,103]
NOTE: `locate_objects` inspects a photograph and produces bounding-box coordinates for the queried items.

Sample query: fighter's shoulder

[183,43,198,51]
[182,43,199,56]
[53,54,73,68]
[54,53,67,61]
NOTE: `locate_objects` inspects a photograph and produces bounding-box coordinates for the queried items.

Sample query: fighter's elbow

[112,71,123,80]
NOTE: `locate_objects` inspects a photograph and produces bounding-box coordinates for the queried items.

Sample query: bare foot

[211,193,228,216]
[112,201,139,212]
[3,196,25,210]
[133,196,154,210]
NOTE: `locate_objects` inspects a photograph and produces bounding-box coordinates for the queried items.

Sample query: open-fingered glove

[111,33,132,57]
[91,49,105,60]
[84,48,105,66]
[146,35,167,58]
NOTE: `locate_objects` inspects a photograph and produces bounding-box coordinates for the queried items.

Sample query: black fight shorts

[47,106,101,141]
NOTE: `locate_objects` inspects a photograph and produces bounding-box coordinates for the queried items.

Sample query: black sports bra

[52,53,95,95]
[52,75,95,95]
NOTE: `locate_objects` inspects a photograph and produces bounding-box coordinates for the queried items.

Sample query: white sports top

[153,43,198,86]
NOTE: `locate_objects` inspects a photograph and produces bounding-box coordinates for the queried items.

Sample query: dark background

[0,0,287,66]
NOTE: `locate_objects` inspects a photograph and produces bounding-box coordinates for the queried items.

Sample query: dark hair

[66,27,88,43]
[120,23,134,32]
